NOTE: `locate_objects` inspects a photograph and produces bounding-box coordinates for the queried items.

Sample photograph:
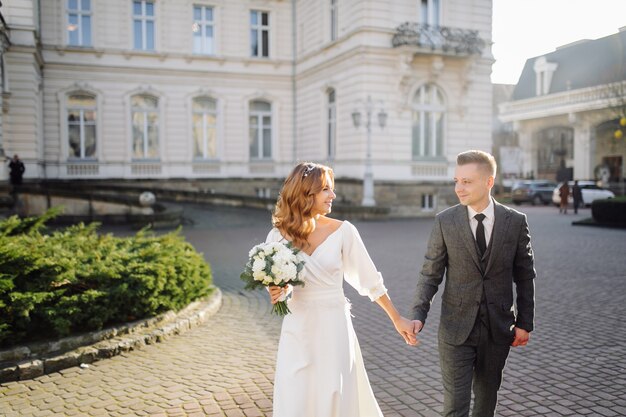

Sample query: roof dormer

[533,56,558,96]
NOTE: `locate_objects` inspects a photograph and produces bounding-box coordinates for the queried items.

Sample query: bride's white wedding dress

[265,221,386,417]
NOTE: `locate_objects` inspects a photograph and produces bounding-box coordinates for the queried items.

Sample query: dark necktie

[474,213,486,257]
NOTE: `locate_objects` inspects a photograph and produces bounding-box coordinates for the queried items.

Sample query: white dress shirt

[467,198,495,249]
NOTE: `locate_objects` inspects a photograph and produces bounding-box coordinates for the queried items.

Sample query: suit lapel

[485,200,511,275]
[453,205,482,271]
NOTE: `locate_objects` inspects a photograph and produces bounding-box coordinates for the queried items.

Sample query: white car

[552,181,615,206]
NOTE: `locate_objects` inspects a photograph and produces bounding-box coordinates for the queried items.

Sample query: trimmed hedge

[591,197,626,225]
[0,209,213,348]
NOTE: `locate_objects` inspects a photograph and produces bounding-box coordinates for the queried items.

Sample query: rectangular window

[67,0,92,46]
[133,0,155,51]
[421,194,435,211]
[328,90,336,159]
[250,10,269,57]
[420,0,440,26]
[193,5,214,55]
[330,0,338,41]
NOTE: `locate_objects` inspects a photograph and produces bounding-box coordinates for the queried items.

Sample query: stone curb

[0,288,223,383]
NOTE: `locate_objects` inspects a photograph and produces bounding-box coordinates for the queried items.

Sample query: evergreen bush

[0,209,213,347]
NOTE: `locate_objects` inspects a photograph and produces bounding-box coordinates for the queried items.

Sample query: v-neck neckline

[301,221,345,257]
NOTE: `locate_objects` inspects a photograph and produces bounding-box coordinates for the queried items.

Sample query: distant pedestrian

[572,181,583,214]
[559,182,570,214]
[7,154,25,188]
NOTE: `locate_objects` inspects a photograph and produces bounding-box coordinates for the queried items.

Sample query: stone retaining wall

[0,288,222,383]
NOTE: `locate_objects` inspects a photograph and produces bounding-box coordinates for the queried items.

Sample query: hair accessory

[302,164,315,178]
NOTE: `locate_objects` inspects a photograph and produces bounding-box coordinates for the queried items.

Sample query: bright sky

[491,0,626,85]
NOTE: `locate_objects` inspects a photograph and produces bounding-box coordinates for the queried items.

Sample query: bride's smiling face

[311,172,336,216]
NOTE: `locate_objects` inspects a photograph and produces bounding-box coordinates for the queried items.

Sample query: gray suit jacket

[411,199,536,345]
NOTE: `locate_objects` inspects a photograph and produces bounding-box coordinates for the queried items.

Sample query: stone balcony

[392,22,485,56]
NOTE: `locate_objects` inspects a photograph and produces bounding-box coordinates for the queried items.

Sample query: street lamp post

[351,96,387,206]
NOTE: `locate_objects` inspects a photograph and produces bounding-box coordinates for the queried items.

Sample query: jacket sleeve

[411,214,447,324]
[513,214,536,332]
[342,221,388,301]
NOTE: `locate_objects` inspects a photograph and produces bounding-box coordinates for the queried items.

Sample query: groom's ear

[487,175,495,189]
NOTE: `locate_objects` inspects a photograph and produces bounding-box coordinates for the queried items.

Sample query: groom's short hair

[457,150,497,177]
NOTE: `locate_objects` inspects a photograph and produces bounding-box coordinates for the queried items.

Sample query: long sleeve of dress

[342,221,388,301]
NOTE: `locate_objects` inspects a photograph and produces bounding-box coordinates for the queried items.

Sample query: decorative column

[570,114,591,180]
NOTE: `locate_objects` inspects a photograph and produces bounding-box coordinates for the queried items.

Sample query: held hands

[511,327,530,347]
[393,317,420,346]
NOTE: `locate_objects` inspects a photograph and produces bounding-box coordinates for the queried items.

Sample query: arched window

[67,93,97,159]
[192,96,217,159]
[249,100,272,159]
[412,84,445,158]
[131,94,159,159]
[327,89,336,159]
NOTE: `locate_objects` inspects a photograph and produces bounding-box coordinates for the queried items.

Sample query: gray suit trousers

[439,312,511,417]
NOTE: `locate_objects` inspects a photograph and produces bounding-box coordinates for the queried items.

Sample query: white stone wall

[3,0,43,178]
[3,0,493,186]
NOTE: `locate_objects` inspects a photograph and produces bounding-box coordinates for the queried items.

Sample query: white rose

[282,263,297,281]
[253,270,266,282]
[252,258,266,273]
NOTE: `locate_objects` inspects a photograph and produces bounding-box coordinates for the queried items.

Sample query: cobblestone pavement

[1,203,625,416]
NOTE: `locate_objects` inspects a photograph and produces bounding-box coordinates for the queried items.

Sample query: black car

[511,180,558,206]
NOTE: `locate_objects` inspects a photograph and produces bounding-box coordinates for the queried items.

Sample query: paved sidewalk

[1,204,625,416]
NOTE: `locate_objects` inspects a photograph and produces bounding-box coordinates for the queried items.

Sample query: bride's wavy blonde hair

[272,162,334,250]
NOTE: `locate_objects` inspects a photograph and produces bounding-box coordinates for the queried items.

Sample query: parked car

[551,181,615,206]
[511,180,558,205]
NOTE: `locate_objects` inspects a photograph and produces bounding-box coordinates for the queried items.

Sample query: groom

[411,150,536,417]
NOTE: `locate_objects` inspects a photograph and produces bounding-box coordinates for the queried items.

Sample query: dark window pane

[84,125,96,157]
[68,125,81,157]
[251,30,258,56]
[261,12,268,26]
[262,30,269,57]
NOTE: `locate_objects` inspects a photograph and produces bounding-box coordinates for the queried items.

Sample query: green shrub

[0,210,213,347]
[591,198,626,225]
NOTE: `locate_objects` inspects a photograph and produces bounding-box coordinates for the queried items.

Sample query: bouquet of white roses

[240,241,306,315]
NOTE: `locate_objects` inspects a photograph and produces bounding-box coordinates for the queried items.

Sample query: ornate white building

[500,28,626,187]
[1,0,493,213]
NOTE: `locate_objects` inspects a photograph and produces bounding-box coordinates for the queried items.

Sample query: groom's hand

[411,320,424,334]
[511,327,530,347]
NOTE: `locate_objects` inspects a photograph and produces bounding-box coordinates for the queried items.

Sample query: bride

[265,162,418,417]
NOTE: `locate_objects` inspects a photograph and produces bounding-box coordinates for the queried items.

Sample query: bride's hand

[393,316,420,346]
[268,285,286,304]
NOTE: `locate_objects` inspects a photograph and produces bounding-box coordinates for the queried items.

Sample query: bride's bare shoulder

[319,216,341,226]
